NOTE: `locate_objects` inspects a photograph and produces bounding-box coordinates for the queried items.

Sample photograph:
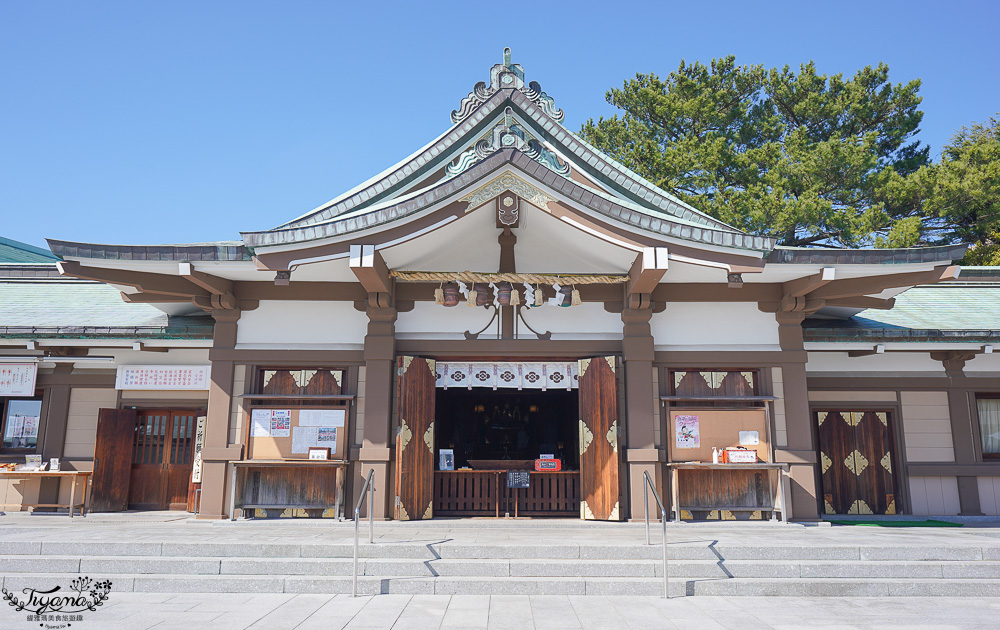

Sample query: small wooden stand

[0,471,92,518]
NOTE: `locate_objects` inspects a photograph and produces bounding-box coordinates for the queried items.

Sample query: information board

[506,470,531,488]
[0,363,37,396]
[115,365,211,390]
[248,407,348,460]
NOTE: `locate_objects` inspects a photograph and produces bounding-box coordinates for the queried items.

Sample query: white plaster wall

[517,303,623,340]
[63,388,118,460]
[977,477,1000,515]
[396,302,623,340]
[900,391,955,462]
[236,301,368,348]
[908,476,961,515]
[650,303,779,349]
[72,348,210,369]
[806,352,945,374]
[964,354,1000,372]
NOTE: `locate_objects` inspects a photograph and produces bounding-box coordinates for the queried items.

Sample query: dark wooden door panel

[578,356,621,521]
[130,411,169,509]
[817,409,897,515]
[129,410,197,510]
[91,408,137,512]
[166,412,196,509]
[855,411,896,514]
[817,411,858,515]
[395,356,435,521]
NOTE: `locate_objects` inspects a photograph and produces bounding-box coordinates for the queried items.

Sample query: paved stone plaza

[2,592,999,629]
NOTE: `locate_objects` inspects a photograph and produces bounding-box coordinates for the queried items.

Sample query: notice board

[667,408,770,463]
[247,407,348,460]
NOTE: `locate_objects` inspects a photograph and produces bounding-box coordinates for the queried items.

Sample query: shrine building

[2,49,999,522]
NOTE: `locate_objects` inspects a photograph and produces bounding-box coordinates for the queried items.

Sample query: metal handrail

[352,469,376,597]
[643,470,669,598]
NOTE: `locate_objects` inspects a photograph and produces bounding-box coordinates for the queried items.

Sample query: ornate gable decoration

[451,47,564,124]
[446,106,570,177]
[459,172,554,211]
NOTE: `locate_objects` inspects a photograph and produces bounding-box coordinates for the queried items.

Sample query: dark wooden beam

[178,263,234,296]
[824,296,896,310]
[809,265,960,300]
[58,261,209,299]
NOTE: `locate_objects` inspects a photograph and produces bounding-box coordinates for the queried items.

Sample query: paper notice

[739,430,760,446]
[270,413,291,438]
[250,409,271,437]
[317,427,337,443]
[675,415,700,449]
[291,426,320,454]
[299,409,346,427]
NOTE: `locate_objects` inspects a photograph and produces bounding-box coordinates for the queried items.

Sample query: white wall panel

[978,477,1000,515]
[236,301,368,347]
[900,391,955,462]
[650,303,779,348]
[806,352,944,374]
[908,476,961,515]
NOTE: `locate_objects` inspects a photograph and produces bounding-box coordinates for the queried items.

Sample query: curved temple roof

[45,49,968,267]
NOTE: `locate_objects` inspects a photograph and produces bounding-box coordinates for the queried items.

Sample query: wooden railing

[433,470,579,517]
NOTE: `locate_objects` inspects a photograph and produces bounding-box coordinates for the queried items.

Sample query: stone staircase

[4,533,1000,596]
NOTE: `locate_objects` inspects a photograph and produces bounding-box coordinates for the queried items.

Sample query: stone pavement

[3,593,999,629]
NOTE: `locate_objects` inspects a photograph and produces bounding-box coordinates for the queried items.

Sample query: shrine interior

[434,389,579,471]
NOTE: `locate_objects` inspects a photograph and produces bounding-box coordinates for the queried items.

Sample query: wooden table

[665,462,791,523]
[0,471,92,518]
[229,460,347,520]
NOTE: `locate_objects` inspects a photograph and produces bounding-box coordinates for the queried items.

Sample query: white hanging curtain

[434,362,578,390]
[977,398,1000,455]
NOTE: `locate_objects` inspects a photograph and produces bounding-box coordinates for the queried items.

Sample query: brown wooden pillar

[197,309,242,519]
[359,304,397,519]
[622,307,660,520]
[774,311,821,521]
[37,366,73,505]
[935,354,984,515]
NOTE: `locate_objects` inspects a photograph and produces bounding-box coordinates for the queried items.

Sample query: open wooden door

[90,408,137,512]
[578,356,622,521]
[394,356,436,520]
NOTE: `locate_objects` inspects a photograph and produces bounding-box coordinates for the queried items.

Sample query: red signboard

[535,458,562,471]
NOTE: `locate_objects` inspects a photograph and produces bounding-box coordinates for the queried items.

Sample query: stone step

[6,573,1000,597]
[5,555,1000,579]
[6,539,997,561]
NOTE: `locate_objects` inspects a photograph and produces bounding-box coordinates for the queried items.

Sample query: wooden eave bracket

[350,244,393,295]
[625,247,667,309]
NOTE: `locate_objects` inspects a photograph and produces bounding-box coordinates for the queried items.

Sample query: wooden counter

[229,459,347,520]
[0,471,92,517]
[433,470,579,517]
[665,462,791,523]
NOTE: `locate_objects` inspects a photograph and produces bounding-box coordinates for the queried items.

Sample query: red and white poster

[115,365,211,390]
[0,363,37,396]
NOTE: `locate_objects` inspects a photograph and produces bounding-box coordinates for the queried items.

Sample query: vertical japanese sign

[191,416,207,483]
[0,363,37,396]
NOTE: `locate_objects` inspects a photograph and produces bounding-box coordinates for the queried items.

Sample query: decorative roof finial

[450,51,565,124]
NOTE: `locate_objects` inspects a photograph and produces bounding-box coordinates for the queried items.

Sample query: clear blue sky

[2,0,998,249]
